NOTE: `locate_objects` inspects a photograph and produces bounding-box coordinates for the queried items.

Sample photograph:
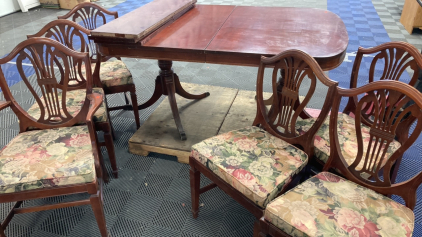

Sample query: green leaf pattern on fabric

[264,172,414,237]
[296,113,401,170]
[0,126,96,193]
[191,126,308,208]
[81,60,134,88]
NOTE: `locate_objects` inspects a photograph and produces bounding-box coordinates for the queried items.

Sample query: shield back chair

[58,2,141,130]
[0,37,109,236]
[299,41,422,183]
[27,19,119,178]
[257,80,422,237]
[189,50,338,225]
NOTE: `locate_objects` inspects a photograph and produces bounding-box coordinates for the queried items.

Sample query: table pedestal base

[137,60,210,140]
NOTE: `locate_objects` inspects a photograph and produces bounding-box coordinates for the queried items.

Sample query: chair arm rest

[86,93,103,123]
[0,101,11,111]
[86,92,105,180]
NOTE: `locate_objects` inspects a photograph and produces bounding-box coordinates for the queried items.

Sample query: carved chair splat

[27,19,119,178]
[189,50,338,224]
[308,41,422,183]
[0,37,109,236]
[256,80,422,237]
[58,3,141,130]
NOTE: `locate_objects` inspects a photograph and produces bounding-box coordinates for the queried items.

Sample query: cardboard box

[59,0,90,9]
[40,0,60,9]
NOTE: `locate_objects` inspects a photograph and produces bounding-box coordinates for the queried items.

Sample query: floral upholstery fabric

[0,126,96,193]
[264,172,414,237]
[81,60,133,88]
[191,126,308,208]
[27,87,107,124]
[296,113,401,169]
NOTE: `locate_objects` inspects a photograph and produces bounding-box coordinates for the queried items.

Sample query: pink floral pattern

[191,126,308,208]
[26,87,107,124]
[264,172,414,237]
[296,113,401,170]
[81,60,133,88]
[0,126,96,193]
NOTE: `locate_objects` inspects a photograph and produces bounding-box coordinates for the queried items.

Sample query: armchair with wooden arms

[0,38,109,236]
[189,50,338,233]
[298,41,422,183]
[58,2,141,130]
[27,19,120,178]
[257,80,422,237]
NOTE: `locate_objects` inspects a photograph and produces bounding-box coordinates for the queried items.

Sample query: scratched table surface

[93,5,349,70]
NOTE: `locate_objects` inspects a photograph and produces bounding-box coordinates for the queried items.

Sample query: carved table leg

[137,76,164,110]
[174,73,210,99]
[159,60,187,140]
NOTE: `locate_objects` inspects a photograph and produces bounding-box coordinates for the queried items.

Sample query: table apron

[97,44,346,70]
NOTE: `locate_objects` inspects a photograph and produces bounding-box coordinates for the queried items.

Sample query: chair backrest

[0,37,93,132]
[324,80,422,209]
[344,42,422,117]
[57,2,118,30]
[27,19,96,88]
[253,49,338,156]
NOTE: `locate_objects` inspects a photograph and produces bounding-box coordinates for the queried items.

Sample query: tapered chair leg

[130,86,141,129]
[253,219,262,237]
[104,123,118,178]
[103,98,116,140]
[0,226,6,237]
[124,92,130,105]
[190,164,200,219]
[90,190,108,237]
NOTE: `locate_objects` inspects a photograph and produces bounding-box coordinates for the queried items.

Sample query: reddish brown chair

[58,2,141,129]
[0,38,109,236]
[189,50,338,225]
[298,42,422,183]
[27,19,119,178]
[257,80,422,237]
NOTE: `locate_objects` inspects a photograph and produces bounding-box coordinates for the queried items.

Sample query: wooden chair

[299,41,422,183]
[27,19,119,178]
[189,50,338,225]
[0,37,108,236]
[58,2,141,129]
[257,80,422,237]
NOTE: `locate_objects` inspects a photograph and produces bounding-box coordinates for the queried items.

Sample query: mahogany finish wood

[206,7,348,69]
[256,80,422,237]
[27,19,119,177]
[90,0,197,43]
[92,4,348,140]
[190,50,338,224]
[0,38,109,237]
[58,2,118,30]
[329,80,422,207]
[341,41,422,183]
[58,3,141,132]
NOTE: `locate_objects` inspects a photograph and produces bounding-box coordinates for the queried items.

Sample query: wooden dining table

[91,3,349,140]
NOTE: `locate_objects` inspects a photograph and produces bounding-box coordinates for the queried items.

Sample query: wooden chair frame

[257,80,422,237]
[190,50,338,222]
[0,38,109,236]
[341,41,422,182]
[58,2,141,129]
[27,19,120,178]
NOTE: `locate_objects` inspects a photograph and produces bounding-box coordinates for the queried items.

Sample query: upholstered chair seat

[82,60,134,88]
[27,88,107,124]
[296,113,401,170]
[191,126,308,208]
[264,172,414,237]
[0,126,96,193]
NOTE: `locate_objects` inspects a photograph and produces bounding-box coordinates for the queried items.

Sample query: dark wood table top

[91,0,197,42]
[92,5,348,70]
